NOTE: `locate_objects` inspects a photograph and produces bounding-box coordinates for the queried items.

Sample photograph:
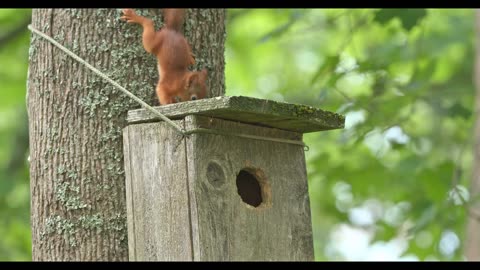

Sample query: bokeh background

[0,8,475,260]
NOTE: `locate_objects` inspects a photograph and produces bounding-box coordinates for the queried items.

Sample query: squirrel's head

[180,69,208,102]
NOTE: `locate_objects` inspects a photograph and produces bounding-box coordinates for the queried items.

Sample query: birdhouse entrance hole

[236,168,271,208]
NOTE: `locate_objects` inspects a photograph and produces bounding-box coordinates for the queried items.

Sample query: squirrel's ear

[201,68,208,77]
[186,73,198,88]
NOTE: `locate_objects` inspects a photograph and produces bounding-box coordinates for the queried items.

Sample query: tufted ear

[186,73,198,89]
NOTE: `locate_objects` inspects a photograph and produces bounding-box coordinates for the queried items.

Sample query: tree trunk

[27,8,225,261]
[466,9,480,261]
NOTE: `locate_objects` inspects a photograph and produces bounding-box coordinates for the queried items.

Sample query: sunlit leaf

[257,9,305,43]
[310,55,340,85]
[374,9,427,31]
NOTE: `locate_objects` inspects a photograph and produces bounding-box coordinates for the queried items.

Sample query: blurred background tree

[0,8,32,260]
[0,8,475,260]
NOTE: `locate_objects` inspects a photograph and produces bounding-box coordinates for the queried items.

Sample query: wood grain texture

[123,114,314,261]
[185,115,314,261]
[126,96,345,133]
[123,120,192,261]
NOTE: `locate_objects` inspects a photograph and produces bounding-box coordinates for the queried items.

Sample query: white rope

[27,24,186,135]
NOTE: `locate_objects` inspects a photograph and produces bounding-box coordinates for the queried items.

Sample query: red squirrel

[121,8,208,105]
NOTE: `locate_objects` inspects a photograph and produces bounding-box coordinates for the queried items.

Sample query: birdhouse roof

[126,96,345,133]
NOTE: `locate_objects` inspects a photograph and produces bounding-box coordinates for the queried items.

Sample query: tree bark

[27,8,225,261]
[466,9,480,261]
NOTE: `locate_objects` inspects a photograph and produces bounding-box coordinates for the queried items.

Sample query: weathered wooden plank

[123,127,137,260]
[184,115,314,261]
[126,95,345,133]
[123,120,193,261]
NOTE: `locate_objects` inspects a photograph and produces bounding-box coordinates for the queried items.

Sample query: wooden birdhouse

[122,96,345,261]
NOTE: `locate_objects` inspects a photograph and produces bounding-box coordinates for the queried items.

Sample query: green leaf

[310,55,340,85]
[418,161,454,202]
[446,102,472,119]
[374,9,427,31]
[373,222,398,241]
[408,204,438,235]
[257,9,304,43]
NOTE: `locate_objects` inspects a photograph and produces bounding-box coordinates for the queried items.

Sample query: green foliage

[226,8,473,260]
[374,9,427,31]
[0,8,32,261]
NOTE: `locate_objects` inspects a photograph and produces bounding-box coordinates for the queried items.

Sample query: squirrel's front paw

[120,9,138,23]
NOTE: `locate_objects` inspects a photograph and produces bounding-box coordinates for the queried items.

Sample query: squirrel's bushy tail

[163,9,185,32]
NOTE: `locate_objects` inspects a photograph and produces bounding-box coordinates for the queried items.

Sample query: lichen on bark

[27,8,225,261]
